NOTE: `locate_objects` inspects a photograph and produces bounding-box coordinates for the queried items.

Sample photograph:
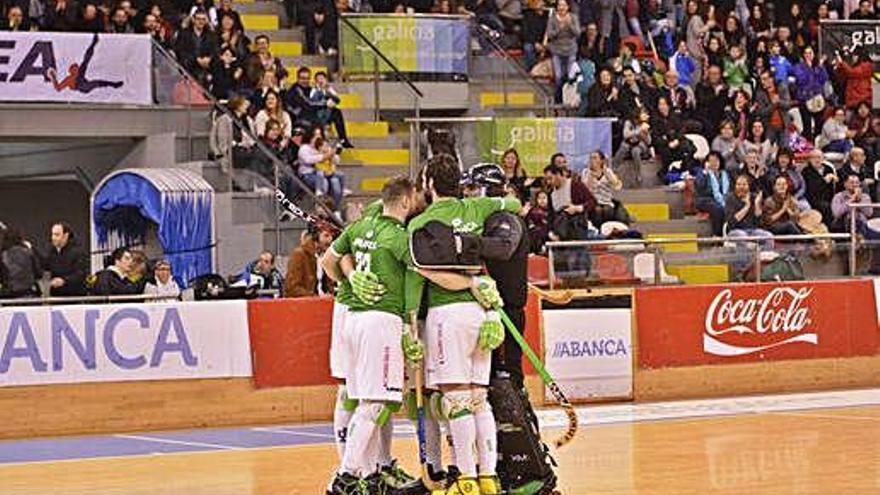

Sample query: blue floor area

[0,422,352,465]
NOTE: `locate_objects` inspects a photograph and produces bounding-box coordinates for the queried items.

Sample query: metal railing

[468,19,552,116]
[546,232,855,289]
[0,293,169,306]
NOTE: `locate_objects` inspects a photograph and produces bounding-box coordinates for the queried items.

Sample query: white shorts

[329,301,350,380]
[344,311,405,402]
[424,302,491,388]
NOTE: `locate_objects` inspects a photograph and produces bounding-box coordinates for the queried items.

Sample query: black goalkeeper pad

[410,220,483,270]
[489,374,557,493]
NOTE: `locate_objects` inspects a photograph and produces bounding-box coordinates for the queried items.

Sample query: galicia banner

[340,14,469,78]
[0,301,252,386]
[0,32,152,104]
[477,118,614,176]
[542,308,633,401]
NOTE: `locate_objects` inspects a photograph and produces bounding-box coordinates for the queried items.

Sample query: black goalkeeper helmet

[464,163,506,187]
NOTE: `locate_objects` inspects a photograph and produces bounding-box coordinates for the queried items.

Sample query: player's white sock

[472,388,498,475]
[444,390,478,477]
[334,385,356,461]
[378,418,393,467]
[341,401,383,476]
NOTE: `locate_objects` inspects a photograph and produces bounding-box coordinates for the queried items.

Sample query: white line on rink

[770,411,880,422]
[532,388,880,429]
[250,427,335,439]
[114,434,238,450]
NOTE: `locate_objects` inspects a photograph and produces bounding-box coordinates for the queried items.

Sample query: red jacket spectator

[836,59,873,110]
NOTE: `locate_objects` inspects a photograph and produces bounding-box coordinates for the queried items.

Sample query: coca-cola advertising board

[635,280,879,368]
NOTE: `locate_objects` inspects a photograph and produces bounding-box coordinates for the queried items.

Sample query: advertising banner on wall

[477,118,614,176]
[635,280,879,368]
[340,14,469,79]
[0,32,152,104]
[542,307,633,400]
[0,301,252,386]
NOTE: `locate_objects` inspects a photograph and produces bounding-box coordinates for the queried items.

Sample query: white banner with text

[0,300,252,386]
[0,32,151,104]
[542,308,633,401]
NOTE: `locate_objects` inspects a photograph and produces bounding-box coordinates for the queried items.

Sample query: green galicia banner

[340,14,469,79]
[476,118,614,177]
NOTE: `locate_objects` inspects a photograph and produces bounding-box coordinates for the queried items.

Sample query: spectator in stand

[696,65,730,141]
[143,259,181,301]
[738,119,777,169]
[211,45,244,100]
[722,13,745,48]
[216,0,243,32]
[174,10,217,86]
[285,67,318,125]
[188,0,218,27]
[142,13,173,49]
[849,0,875,19]
[245,35,288,89]
[724,90,751,140]
[42,222,87,297]
[820,107,856,154]
[831,174,874,238]
[77,2,104,32]
[92,247,140,296]
[543,163,597,240]
[704,35,726,71]
[614,108,652,184]
[544,0,580,103]
[617,66,649,111]
[310,71,353,148]
[723,44,750,95]
[217,13,250,62]
[579,22,606,67]
[596,0,626,56]
[740,148,772,196]
[695,150,732,236]
[803,149,839,224]
[651,96,689,179]
[526,189,551,254]
[585,67,620,117]
[767,149,810,210]
[0,227,41,298]
[660,70,694,121]
[669,40,698,87]
[44,0,79,31]
[792,46,829,140]
[522,0,548,70]
[3,5,28,30]
[127,249,149,293]
[253,119,293,182]
[107,6,134,33]
[849,101,873,149]
[254,90,293,141]
[753,70,792,146]
[582,150,628,225]
[306,6,338,56]
[240,251,285,295]
[210,96,256,174]
[838,147,875,196]
[834,48,873,111]
[712,120,741,170]
[298,126,338,204]
[285,225,334,297]
[249,68,282,110]
[500,148,531,202]
[761,175,804,235]
[725,174,773,243]
[685,0,713,84]
[768,40,792,86]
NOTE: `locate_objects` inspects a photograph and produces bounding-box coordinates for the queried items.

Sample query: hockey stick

[409,311,440,490]
[496,308,578,449]
[274,188,341,235]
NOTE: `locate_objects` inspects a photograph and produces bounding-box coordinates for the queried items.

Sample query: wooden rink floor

[2,389,880,494]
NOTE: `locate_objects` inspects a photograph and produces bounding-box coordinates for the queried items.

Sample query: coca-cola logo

[703,287,819,356]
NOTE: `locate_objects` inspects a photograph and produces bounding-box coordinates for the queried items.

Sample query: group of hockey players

[321,154,558,495]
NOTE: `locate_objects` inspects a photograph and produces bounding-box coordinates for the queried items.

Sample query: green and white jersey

[333,199,383,307]
[407,196,521,310]
[331,214,410,317]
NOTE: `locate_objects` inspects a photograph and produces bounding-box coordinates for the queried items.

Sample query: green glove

[401,327,425,366]
[348,270,385,304]
[478,311,504,351]
[470,276,503,310]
